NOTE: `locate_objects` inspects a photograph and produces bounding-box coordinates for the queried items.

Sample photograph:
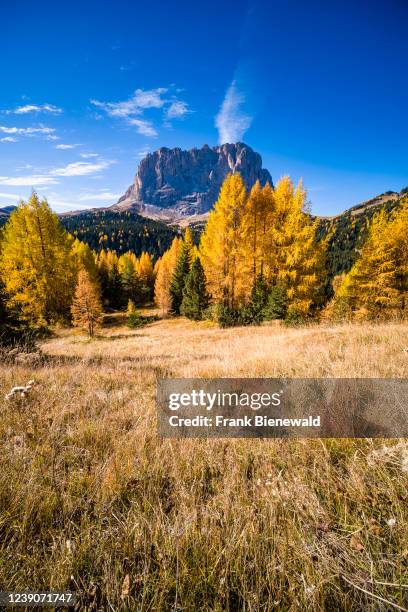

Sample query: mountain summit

[112,143,272,219]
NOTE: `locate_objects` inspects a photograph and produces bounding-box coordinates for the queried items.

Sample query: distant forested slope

[59,210,180,259]
[317,192,405,279]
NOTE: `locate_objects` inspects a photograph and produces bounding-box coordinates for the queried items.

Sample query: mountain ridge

[112,142,272,219]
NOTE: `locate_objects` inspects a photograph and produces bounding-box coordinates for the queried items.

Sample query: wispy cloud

[91,87,191,137]
[80,152,99,158]
[0,137,17,143]
[56,143,79,150]
[91,88,167,118]
[0,156,114,187]
[166,100,190,119]
[5,103,63,115]
[0,124,58,142]
[43,190,119,212]
[137,148,151,158]
[78,190,120,201]
[119,62,136,72]
[215,80,252,144]
[127,118,158,137]
[51,160,114,177]
[0,175,59,186]
[0,192,22,200]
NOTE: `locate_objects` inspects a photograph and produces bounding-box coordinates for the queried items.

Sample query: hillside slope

[318,189,407,278]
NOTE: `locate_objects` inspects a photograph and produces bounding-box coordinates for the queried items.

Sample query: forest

[317,193,405,278]
[59,209,179,259]
[0,173,407,345]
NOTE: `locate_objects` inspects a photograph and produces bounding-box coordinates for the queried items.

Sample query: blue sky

[1,0,407,216]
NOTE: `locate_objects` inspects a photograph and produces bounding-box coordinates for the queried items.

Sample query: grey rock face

[113,143,272,217]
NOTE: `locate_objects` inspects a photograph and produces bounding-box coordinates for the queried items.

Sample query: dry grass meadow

[1,316,408,610]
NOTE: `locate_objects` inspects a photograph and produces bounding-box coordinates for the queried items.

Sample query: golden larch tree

[200,173,248,308]
[71,269,103,337]
[240,180,276,288]
[154,237,182,314]
[137,251,155,300]
[332,200,408,319]
[270,177,326,316]
[71,238,99,284]
[0,192,76,324]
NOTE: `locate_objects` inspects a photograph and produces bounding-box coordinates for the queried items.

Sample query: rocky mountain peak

[113,142,272,219]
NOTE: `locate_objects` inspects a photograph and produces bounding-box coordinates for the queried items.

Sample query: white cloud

[43,191,119,212]
[90,87,191,137]
[41,195,78,212]
[56,143,78,150]
[166,100,190,119]
[127,118,158,137]
[0,125,56,137]
[133,88,167,109]
[0,192,22,200]
[137,148,150,158]
[90,88,167,118]
[0,175,59,186]
[80,152,99,158]
[0,137,17,142]
[51,160,114,177]
[6,103,63,115]
[215,80,252,144]
[0,157,113,188]
[78,191,120,201]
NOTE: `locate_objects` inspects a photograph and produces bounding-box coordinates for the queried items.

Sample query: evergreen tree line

[60,209,178,258]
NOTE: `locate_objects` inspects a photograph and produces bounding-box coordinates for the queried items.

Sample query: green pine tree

[0,279,28,346]
[121,258,141,304]
[180,258,210,320]
[170,242,191,314]
[263,284,288,320]
[245,273,269,323]
[107,263,123,309]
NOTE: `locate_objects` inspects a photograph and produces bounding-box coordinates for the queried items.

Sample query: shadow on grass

[36,352,177,377]
[92,333,144,341]
[102,312,128,327]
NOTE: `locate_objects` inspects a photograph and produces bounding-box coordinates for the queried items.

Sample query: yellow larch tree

[270,177,326,316]
[137,251,155,300]
[200,173,248,308]
[0,192,76,324]
[71,238,99,285]
[71,269,103,337]
[332,200,408,319]
[154,237,182,315]
[240,180,276,288]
